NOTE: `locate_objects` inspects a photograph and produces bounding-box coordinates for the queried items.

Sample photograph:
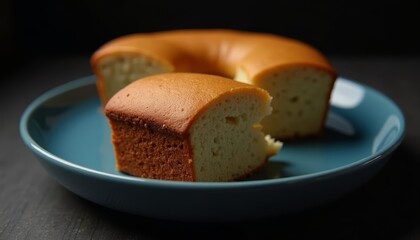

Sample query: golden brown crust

[109,119,195,181]
[91,29,337,103]
[105,73,270,135]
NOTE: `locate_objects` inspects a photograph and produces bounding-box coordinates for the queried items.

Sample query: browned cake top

[105,72,271,135]
[93,29,336,76]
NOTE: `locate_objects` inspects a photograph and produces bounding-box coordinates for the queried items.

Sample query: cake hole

[225,116,239,125]
[250,104,255,111]
[240,113,248,121]
[290,96,299,103]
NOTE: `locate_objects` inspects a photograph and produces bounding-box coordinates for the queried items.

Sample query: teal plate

[20,76,405,221]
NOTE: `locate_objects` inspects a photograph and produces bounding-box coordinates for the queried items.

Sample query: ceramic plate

[20,76,405,221]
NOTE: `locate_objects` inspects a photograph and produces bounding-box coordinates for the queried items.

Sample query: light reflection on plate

[330,78,365,108]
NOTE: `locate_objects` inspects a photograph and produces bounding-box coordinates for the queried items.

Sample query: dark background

[1,1,420,239]
[2,1,420,62]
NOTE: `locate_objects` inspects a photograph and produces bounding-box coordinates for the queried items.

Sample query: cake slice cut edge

[104,73,283,182]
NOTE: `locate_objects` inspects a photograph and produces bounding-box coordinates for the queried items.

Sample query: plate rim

[20,75,406,189]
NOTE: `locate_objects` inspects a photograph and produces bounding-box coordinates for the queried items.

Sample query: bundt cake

[92,29,337,139]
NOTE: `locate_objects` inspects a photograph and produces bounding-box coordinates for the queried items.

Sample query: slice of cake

[105,73,282,182]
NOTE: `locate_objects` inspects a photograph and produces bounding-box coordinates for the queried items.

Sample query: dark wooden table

[1,56,419,239]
